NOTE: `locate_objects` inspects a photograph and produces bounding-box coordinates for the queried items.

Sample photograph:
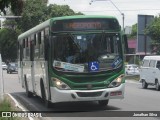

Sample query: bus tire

[142,80,148,89]
[98,100,109,107]
[40,80,52,108]
[24,76,33,97]
[155,80,160,91]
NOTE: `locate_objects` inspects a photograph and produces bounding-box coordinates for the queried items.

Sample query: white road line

[7,93,34,120]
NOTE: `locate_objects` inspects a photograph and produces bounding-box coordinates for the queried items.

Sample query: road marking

[7,93,34,120]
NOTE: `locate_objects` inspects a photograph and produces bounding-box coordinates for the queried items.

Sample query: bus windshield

[52,33,123,73]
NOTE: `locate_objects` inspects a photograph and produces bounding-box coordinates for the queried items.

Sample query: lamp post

[90,0,125,31]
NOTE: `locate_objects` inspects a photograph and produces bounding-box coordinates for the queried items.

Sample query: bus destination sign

[64,22,102,30]
[51,18,120,32]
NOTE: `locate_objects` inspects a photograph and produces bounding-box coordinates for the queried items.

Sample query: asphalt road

[2,70,160,120]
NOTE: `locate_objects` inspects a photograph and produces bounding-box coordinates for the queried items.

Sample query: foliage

[0,0,10,14]
[0,0,23,15]
[1,0,83,60]
[0,99,20,120]
[0,28,19,61]
[145,16,160,54]
[17,0,48,32]
[47,4,83,17]
[3,20,17,29]
[18,1,83,32]
[128,23,137,39]
[0,99,11,111]
[10,0,24,15]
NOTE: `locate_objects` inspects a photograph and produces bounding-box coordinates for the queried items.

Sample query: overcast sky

[48,0,160,27]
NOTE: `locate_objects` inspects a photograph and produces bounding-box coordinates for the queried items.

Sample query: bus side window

[34,34,36,46]
[18,41,23,61]
[30,35,34,61]
[44,27,49,60]
[23,39,25,48]
[40,30,45,59]
[26,38,29,60]
[23,39,26,60]
[20,45,23,61]
[34,34,39,59]
[38,32,41,44]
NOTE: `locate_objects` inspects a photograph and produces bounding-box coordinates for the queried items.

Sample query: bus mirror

[123,34,129,54]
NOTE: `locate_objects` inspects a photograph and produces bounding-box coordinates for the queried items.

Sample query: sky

[48,0,160,27]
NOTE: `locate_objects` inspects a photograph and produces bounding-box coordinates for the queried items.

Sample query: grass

[0,99,11,111]
[0,99,19,120]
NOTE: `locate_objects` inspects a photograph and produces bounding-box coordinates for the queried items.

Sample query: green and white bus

[18,15,128,107]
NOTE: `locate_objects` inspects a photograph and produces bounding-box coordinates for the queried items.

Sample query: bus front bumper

[50,83,125,103]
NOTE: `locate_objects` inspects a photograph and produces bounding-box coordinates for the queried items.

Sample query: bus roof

[50,15,117,21]
[18,19,50,40]
[18,15,118,41]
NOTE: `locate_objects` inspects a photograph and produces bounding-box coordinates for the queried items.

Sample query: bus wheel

[155,80,160,91]
[40,80,52,108]
[142,80,148,89]
[24,77,33,97]
[98,100,109,107]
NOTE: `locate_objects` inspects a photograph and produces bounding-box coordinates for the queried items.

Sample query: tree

[128,23,137,39]
[0,0,83,61]
[46,4,83,17]
[145,16,160,54]
[0,0,23,15]
[18,0,48,32]
[18,0,83,32]
[0,28,19,61]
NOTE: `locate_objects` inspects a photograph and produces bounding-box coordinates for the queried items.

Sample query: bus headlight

[108,74,124,88]
[52,78,71,90]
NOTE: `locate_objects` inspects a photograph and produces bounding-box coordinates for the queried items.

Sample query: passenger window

[40,30,44,58]
[150,60,156,68]
[142,60,149,67]
[156,61,160,69]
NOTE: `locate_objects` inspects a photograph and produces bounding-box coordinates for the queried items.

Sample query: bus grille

[76,91,103,97]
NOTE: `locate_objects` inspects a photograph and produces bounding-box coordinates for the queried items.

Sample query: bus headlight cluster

[52,78,71,90]
[108,74,124,88]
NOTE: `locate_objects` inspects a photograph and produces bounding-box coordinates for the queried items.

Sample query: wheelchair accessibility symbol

[89,61,99,72]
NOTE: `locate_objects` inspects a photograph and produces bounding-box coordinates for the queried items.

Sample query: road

[2,70,160,120]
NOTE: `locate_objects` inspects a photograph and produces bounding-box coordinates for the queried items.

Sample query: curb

[7,93,34,120]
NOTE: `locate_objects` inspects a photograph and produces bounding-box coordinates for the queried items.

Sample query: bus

[18,15,128,108]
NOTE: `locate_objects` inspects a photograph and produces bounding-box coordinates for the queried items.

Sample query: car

[140,56,160,90]
[7,63,18,74]
[2,62,7,70]
[125,64,139,75]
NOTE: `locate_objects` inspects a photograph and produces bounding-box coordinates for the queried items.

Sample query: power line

[74,9,160,12]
